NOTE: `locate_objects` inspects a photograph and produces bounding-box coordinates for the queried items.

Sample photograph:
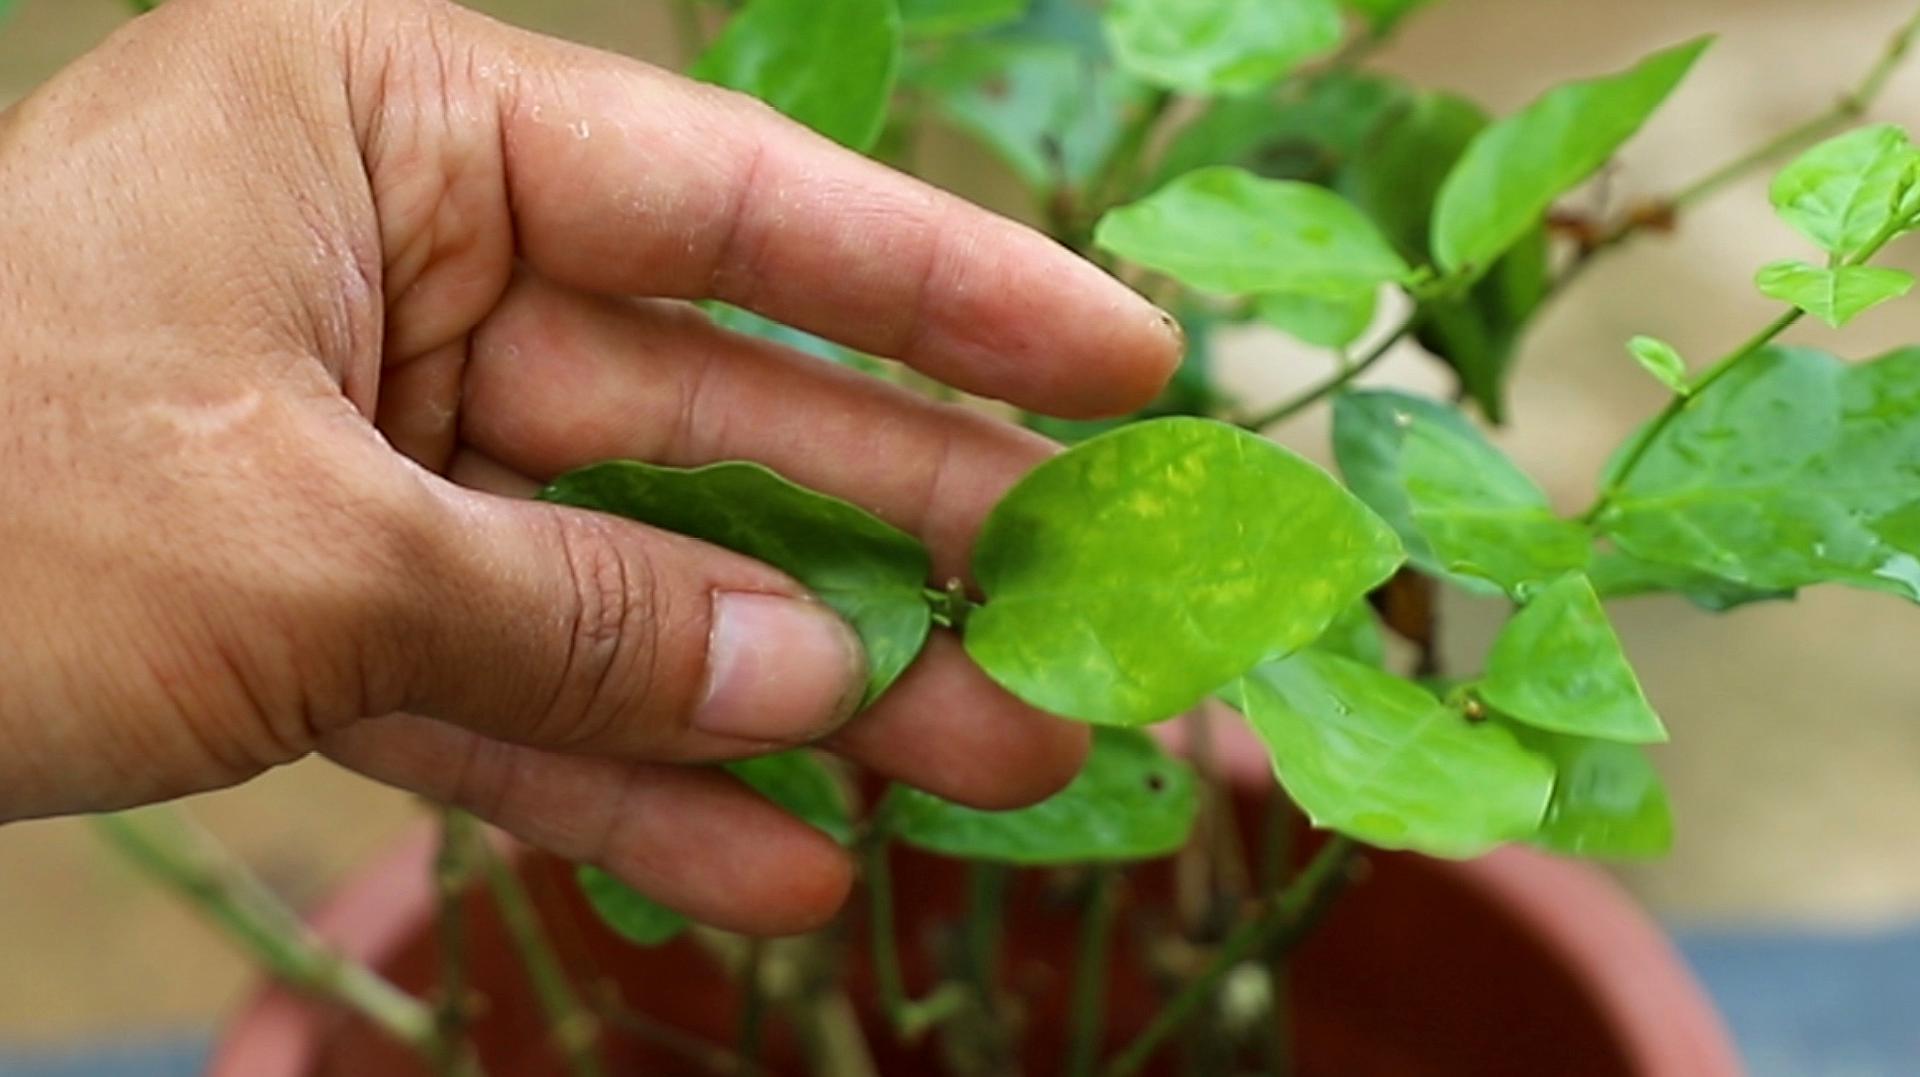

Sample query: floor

[4,0,1920,1067]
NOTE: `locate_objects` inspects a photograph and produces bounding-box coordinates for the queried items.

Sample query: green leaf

[909,36,1146,194]
[1432,38,1709,279]
[1587,548,1793,611]
[1103,0,1343,96]
[1223,651,1553,858]
[705,303,886,374]
[1598,345,1920,602]
[1479,573,1665,743]
[1627,335,1690,394]
[967,418,1404,726]
[578,867,688,947]
[900,0,1026,36]
[725,752,853,844]
[541,461,932,705]
[1253,288,1377,349]
[887,728,1198,863]
[1768,123,1920,260]
[1333,391,1588,595]
[1753,260,1914,328]
[693,0,902,151]
[1095,167,1410,298]
[1341,0,1436,34]
[1152,71,1408,189]
[1504,724,1672,859]
[1402,420,1592,596]
[1416,225,1551,422]
[1026,314,1225,444]
[1313,601,1386,668]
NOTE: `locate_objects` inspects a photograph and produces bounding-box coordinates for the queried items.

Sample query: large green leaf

[1095,167,1410,298]
[1768,124,1920,261]
[900,0,1026,36]
[1223,651,1553,858]
[1152,71,1408,189]
[967,418,1404,725]
[1313,601,1386,668]
[1103,0,1343,96]
[1597,345,1920,601]
[1505,723,1672,859]
[578,867,688,947]
[1432,38,1709,280]
[693,0,902,151]
[1753,260,1914,328]
[887,728,1197,863]
[909,36,1146,195]
[1479,573,1666,743]
[1332,390,1587,595]
[1587,548,1792,611]
[1254,288,1377,350]
[1333,88,1547,418]
[726,751,854,845]
[541,461,932,705]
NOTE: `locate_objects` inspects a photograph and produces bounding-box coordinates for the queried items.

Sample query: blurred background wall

[2,0,1919,1050]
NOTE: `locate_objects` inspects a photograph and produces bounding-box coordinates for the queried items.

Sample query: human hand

[0,0,1177,930]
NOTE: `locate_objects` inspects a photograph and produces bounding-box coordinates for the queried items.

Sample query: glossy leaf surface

[542,461,932,705]
[1480,573,1667,743]
[1753,260,1914,328]
[1103,0,1342,95]
[693,0,901,151]
[1096,167,1410,298]
[1224,651,1553,858]
[1432,38,1709,279]
[887,729,1198,863]
[725,751,853,845]
[1507,724,1673,859]
[968,418,1404,725]
[1768,123,1920,260]
[1597,345,1920,602]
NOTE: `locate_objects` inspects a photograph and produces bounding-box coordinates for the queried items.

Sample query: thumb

[395,484,868,760]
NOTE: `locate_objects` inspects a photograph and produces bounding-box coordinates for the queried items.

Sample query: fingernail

[696,592,867,743]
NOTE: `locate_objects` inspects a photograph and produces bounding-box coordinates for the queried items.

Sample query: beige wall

[3,0,1919,1043]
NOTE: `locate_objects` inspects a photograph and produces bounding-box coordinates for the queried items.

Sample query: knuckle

[545,509,668,745]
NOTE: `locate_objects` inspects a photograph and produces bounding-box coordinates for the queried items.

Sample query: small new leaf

[1095,167,1411,299]
[1223,652,1553,859]
[1768,124,1920,260]
[1480,573,1667,744]
[1103,0,1343,96]
[542,461,933,706]
[887,729,1198,864]
[1753,260,1914,328]
[1432,38,1710,280]
[1627,335,1690,395]
[693,0,901,151]
[967,418,1404,726]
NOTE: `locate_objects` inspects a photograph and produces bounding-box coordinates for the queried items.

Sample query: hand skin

[0,0,1178,933]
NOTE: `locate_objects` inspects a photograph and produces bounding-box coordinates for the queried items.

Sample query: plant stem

[478,845,607,1077]
[93,809,456,1067]
[737,938,770,1067]
[1675,6,1920,211]
[1063,870,1121,1077]
[591,982,768,1077]
[1101,837,1360,1077]
[860,795,968,1041]
[1239,312,1420,431]
[430,808,487,1077]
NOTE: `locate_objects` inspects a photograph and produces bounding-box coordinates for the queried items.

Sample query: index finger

[461,10,1183,418]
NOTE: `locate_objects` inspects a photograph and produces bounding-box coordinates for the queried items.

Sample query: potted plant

[79,0,1920,1072]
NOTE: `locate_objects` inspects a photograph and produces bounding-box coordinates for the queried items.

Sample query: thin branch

[430,808,488,1077]
[1238,312,1420,431]
[94,809,459,1068]
[1101,837,1361,1077]
[477,840,608,1077]
[1063,870,1121,1077]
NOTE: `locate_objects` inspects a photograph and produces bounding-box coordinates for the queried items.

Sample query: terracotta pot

[210,730,1740,1076]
